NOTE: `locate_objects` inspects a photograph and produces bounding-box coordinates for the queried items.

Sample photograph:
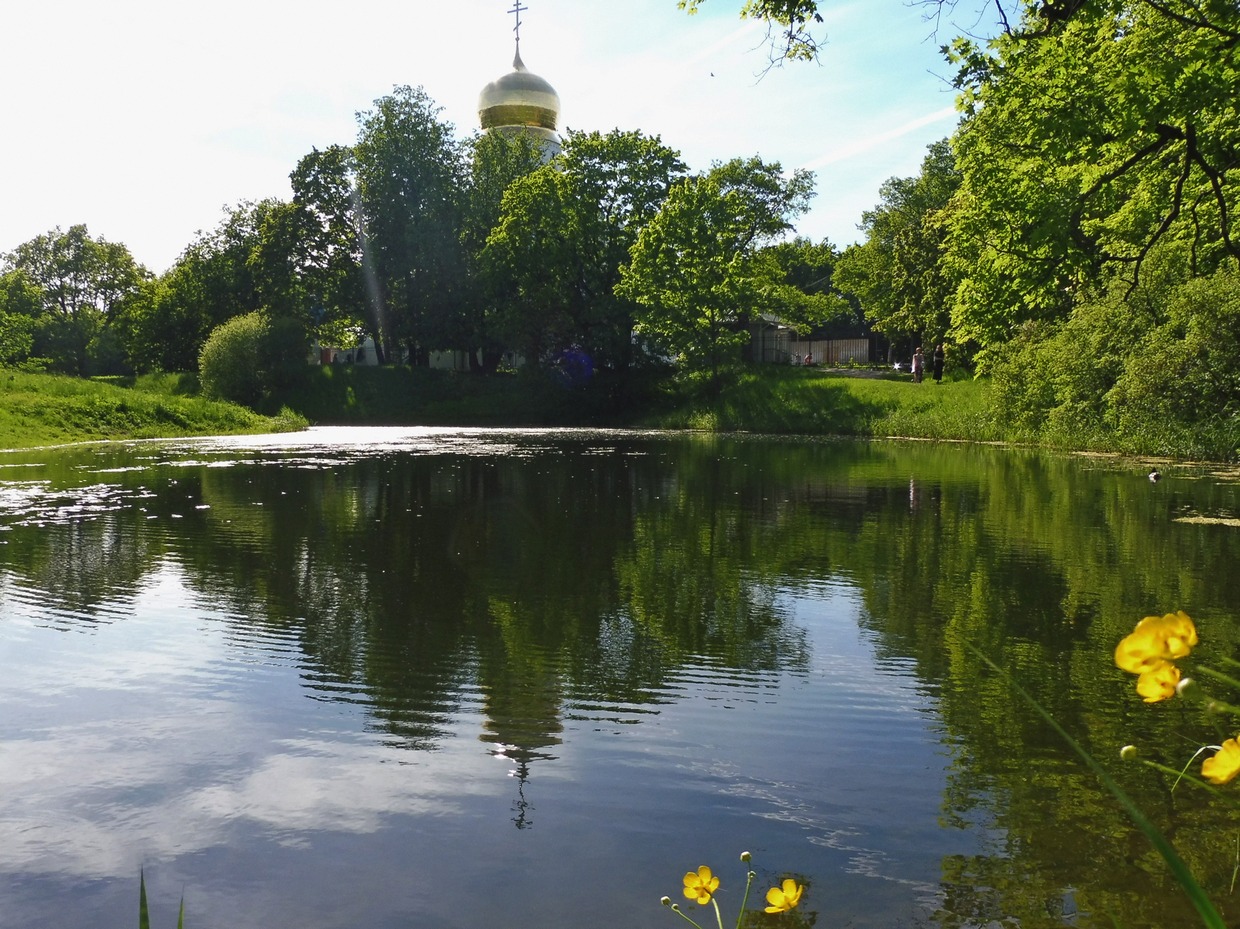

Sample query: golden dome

[478,50,561,145]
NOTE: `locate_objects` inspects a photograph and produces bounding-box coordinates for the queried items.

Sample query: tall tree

[944,0,1240,345]
[481,129,687,371]
[460,131,548,371]
[617,157,815,384]
[4,224,149,374]
[834,138,960,344]
[119,201,279,373]
[354,85,467,364]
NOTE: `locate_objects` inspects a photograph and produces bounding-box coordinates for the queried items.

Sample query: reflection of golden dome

[478,50,561,148]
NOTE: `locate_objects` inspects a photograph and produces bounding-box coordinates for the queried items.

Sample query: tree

[278,145,369,347]
[617,157,815,384]
[834,138,960,344]
[354,85,467,364]
[118,201,280,372]
[3,224,149,374]
[0,269,41,364]
[481,129,687,371]
[760,237,855,336]
[460,131,549,371]
[943,0,1240,345]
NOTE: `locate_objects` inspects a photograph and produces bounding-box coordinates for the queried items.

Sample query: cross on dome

[509,1,527,57]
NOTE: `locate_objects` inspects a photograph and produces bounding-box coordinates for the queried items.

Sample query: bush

[198,311,266,405]
[198,311,310,408]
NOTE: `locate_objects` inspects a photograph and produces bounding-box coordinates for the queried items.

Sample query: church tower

[478,2,562,159]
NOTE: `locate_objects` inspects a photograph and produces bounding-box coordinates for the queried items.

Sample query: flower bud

[1176,677,1198,700]
[740,851,752,862]
[1120,744,1138,761]
[661,896,672,907]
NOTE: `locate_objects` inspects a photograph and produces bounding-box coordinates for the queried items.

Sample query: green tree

[944,0,1240,346]
[198,311,267,406]
[460,131,548,371]
[276,145,369,347]
[834,138,960,345]
[761,236,855,337]
[678,0,826,64]
[617,157,815,384]
[481,129,687,371]
[0,269,41,364]
[354,85,467,364]
[119,201,282,373]
[3,224,150,375]
[197,309,305,407]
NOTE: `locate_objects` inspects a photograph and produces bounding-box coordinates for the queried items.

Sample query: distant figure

[804,352,813,366]
[1149,469,1161,482]
[911,347,925,383]
[932,344,945,383]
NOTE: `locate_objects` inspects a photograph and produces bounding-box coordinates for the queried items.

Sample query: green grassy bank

[0,362,1206,459]
[0,369,305,450]
[269,362,1000,440]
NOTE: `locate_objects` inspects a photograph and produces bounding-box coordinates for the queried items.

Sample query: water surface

[2,428,1239,928]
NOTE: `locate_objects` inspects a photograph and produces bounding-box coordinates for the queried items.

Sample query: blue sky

[0,0,967,273]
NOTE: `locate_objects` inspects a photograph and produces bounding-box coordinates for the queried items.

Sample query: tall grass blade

[139,870,150,929]
[967,642,1227,929]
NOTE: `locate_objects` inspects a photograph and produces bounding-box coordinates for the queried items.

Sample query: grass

[0,368,306,450]
[640,366,1004,443]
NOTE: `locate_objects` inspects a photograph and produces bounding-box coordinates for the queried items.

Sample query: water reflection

[2,429,1240,928]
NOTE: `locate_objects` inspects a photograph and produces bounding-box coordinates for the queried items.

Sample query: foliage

[119,201,281,373]
[834,138,960,344]
[196,311,265,406]
[677,0,826,65]
[617,157,815,384]
[987,256,1240,458]
[944,0,1240,345]
[2,224,150,375]
[481,128,687,371]
[760,237,854,335]
[354,85,467,363]
[460,131,549,370]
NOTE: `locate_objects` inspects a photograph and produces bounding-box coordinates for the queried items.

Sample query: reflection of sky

[0,563,503,882]
[0,435,999,929]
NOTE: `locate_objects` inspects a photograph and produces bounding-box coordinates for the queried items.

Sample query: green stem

[668,905,708,929]
[968,643,1228,929]
[735,870,756,929]
[712,897,724,929]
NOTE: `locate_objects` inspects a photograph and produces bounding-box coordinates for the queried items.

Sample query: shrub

[198,311,266,406]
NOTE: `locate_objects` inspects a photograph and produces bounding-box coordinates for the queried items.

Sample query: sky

[0,0,970,274]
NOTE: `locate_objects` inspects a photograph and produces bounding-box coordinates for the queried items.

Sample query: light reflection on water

[1,429,1239,928]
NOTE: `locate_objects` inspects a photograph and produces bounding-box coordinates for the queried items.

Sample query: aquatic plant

[661,851,806,928]
[138,870,184,929]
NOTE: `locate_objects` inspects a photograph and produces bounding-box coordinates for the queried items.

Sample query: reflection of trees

[0,437,812,826]
[6,434,1240,917]
[809,446,1240,929]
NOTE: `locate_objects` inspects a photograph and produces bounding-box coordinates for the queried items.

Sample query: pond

[2,427,1240,929]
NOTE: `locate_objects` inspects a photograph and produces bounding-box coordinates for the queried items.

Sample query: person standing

[911,347,924,383]
[932,344,945,383]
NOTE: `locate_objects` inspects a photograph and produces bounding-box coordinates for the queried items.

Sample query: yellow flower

[682,865,719,905]
[1115,611,1197,674]
[1203,739,1240,785]
[764,878,804,913]
[1135,661,1180,703]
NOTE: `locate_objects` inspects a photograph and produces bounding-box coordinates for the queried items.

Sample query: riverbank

[0,363,1213,461]
[0,370,305,450]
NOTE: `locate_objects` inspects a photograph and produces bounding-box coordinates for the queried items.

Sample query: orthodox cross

[509,1,527,55]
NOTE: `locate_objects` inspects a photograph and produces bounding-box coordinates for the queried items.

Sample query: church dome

[478,51,561,146]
